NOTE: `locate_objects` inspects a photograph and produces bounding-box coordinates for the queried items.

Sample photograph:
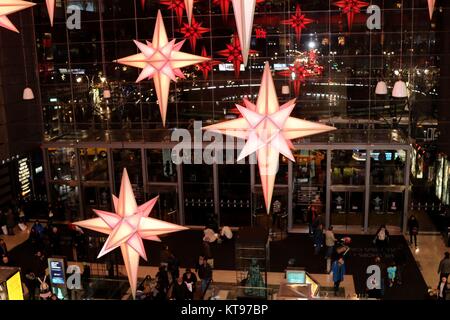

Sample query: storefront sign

[17,158,31,197]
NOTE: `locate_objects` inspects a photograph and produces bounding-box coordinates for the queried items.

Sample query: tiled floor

[2,224,448,299]
[408,234,449,289]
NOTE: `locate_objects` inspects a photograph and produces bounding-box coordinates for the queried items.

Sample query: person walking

[170,276,189,301]
[437,276,448,300]
[0,238,7,257]
[197,257,213,295]
[407,215,419,247]
[155,265,170,299]
[387,262,397,288]
[182,268,198,300]
[24,270,38,300]
[306,205,315,235]
[160,246,171,269]
[167,253,180,282]
[374,225,389,257]
[331,256,346,296]
[438,252,450,280]
[6,208,15,236]
[325,226,337,260]
[313,223,324,255]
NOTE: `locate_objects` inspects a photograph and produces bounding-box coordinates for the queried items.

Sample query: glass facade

[34,1,448,232]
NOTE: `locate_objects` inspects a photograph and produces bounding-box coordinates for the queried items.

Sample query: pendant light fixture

[392,0,408,98]
[20,11,34,100]
[375,0,387,95]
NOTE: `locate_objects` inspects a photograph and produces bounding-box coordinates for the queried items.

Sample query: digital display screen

[48,259,66,286]
[286,270,306,284]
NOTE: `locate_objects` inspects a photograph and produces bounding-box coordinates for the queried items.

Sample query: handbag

[1,225,7,235]
[18,223,27,231]
[411,227,418,235]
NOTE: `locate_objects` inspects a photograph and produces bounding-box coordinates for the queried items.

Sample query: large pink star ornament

[203,63,336,213]
[0,0,35,32]
[116,10,209,126]
[74,169,188,299]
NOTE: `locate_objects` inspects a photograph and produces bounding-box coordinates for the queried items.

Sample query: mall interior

[0,0,449,301]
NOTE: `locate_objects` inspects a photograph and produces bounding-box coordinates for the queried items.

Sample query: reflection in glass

[51,184,80,221]
[147,149,177,183]
[370,150,405,185]
[112,149,144,203]
[80,148,109,181]
[292,150,326,227]
[331,150,365,185]
[48,148,77,181]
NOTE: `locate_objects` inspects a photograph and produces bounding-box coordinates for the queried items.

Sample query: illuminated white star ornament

[116,10,209,126]
[0,0,35,33]
[203,63,336,213]
[74,168,188,299]
[231,0,256,67]
[46,0,54,26]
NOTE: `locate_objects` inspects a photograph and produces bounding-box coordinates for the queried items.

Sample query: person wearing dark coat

[24,270,38,300]
[6,208,15,235]
[155,265,170,299]
[313,224,324,255]
[0,238,7,256]
[171,277,190,300]
[407,215,419,247]
[374,225,389,257]
[182,268,198,299]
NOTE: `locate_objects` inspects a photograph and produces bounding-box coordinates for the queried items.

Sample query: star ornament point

[116,10,209,126]
[74,168,188,299]
[0,0,36,33]
[203,63,336,213]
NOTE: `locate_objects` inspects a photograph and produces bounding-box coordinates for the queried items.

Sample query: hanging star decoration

[196,47,220,80]
[278,50,323,96]
[116,10,209,126]
[214,0,263,23]
[0,0,35,32]
[178,15,209,52]
[278,62,309,97]
[74,168,188,299]
[281,4,313,42]
[140,0,146,10]
[45,0,54,26]
[333,0,369,31]
[428,0,435,20]
[231,0,257,67]
[160,0,195,25]
[203,62,335,213]
[217,33,257,78]
[184,0,194,25]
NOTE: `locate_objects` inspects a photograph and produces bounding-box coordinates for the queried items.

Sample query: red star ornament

[178,15,209,52]
[281,4,313,42]
[196,47,220,80]
[333,0,369,31]
[217,33,257,78]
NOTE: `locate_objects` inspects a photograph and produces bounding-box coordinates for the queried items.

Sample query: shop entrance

[369,186,404,229]
[330,186,365,228]
[83,185,111,218]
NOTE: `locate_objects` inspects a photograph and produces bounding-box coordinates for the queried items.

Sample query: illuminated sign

[17,158,31,197]
[218,63,245,72]
[6,272,23,300]
[48,258,66,288]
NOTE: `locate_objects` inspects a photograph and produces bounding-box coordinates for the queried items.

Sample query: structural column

[176,164,185,225]
[325,149,332,229]
[287,161,293,230]
[403,148,411,233]
[364,149,371,232]
[213,162,220,226]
